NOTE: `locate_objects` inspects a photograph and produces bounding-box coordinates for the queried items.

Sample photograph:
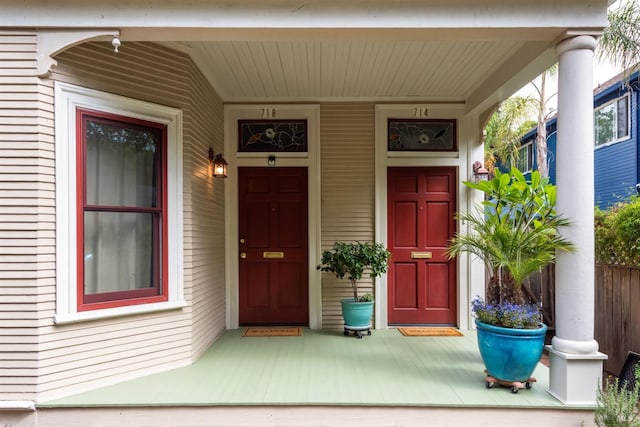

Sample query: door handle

[240,252,247,259]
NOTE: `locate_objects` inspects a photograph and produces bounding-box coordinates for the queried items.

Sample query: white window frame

[594,93,631,149]
[516,141,534,173]
[54,82,185,324]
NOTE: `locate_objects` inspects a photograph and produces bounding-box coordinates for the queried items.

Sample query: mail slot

[411,251,432,259]
[263,251,285,259]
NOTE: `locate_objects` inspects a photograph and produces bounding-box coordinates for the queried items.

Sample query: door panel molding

[387,167,457,325]
[239,167,308,325]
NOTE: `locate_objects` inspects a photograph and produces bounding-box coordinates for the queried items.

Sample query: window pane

[516,145,531,171]
[595,103,615,146]
[85,119,160,207]
[84,211,159,296]
[617,97,629,139]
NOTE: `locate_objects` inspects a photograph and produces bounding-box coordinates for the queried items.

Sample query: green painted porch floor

[41,328,570,409]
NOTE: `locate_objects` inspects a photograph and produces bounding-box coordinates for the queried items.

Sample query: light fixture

[472,160,490,183]
[209,147,228,178]
[112,34,121,53]
[268,155,276,167]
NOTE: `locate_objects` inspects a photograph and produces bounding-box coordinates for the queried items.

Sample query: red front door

[239,167,309,325]
[387,167,457,325]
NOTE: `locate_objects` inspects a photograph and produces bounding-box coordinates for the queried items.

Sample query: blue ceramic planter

[475,320,547,382]
[341,299,374,327]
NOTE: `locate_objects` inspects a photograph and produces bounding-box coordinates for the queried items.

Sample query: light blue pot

[475,320,547,382]
[341,299,374,327]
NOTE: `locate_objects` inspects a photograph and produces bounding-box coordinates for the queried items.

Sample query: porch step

[30,405,597,427]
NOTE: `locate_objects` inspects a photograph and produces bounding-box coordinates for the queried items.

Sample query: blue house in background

[516,70,639,209]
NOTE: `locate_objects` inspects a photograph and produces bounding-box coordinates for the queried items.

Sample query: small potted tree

[446,167,575,392]
[317,241,391,338]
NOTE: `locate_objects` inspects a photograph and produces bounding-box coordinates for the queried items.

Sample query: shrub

[594,364,640,427]
[595,196,640,266]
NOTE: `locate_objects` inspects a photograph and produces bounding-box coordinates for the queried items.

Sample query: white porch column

[547,35,607,405]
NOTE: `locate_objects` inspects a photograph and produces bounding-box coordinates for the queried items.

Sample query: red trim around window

[75,108,169,311]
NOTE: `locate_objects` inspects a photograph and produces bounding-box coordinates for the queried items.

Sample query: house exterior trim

[53,82,185,324]
[223,104,322,329]
[374,103,474,329]
[36,30,118,77]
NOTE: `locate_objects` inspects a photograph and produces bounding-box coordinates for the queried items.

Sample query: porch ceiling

[4,0,610,110]
[167,35,556,107]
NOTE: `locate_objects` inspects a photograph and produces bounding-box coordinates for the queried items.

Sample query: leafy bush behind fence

[595,196,640,267]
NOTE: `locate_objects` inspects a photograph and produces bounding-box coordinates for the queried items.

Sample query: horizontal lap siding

[0,31,45,401]
[38,41,225,401]
[594,138,637,209]
[184,61,226,360]
[319,103,375,329]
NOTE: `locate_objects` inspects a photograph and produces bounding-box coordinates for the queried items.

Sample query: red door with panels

[387,167,457,325]
[238,167,309,325]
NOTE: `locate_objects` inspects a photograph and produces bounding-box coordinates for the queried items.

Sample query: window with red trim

[76,108,168,311]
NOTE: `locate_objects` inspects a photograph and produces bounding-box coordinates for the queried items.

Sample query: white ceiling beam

[1,0,608,32]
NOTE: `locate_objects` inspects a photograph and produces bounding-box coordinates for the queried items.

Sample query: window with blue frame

[594,93,630,147]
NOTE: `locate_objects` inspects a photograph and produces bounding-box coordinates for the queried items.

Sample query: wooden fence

[595,264,640,375]
[522,264,639,375]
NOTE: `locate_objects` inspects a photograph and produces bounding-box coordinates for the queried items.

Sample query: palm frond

[447,168,575,295]
[599,0,640,77]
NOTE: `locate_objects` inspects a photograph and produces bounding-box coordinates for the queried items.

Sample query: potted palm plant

[317,241,391,338]
[446,167,575,392]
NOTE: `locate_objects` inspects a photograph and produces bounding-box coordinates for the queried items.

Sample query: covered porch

[0,0,610,418]
[35,329,595,426]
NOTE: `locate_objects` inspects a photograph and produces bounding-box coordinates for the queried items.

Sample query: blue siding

[592,75,639,209]
[594,139,637,208]
[502,72,639,209]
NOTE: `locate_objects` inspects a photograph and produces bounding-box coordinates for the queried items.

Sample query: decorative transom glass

[388,119,457,152]
[238,120,307,152]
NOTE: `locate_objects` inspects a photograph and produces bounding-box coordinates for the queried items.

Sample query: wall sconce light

[472,160,490,184]
[209,147,228,178]
[268,155,276,167]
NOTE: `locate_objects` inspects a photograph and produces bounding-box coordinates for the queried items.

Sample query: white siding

[0,31,47,401]
[319,103,376,329]
[27,41,227,401]
[184,61,226,359]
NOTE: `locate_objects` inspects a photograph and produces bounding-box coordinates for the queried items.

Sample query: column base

[546,345,608,405]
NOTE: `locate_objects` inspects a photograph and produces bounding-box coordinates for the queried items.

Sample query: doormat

[242,327,302,337]
[398,327,463,337]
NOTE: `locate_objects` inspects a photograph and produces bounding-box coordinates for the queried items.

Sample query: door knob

[240,252,247,259]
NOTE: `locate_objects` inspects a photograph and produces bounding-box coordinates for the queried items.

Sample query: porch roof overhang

[4,0,609,115]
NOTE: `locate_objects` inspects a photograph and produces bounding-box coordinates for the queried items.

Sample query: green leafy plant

[317,242,391,302]
[446,167,575,308]
[595,196,640,266]
[595,365,640,427]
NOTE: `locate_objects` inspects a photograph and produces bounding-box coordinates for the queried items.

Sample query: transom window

[77,109,168,311]
[595,93,630,147]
